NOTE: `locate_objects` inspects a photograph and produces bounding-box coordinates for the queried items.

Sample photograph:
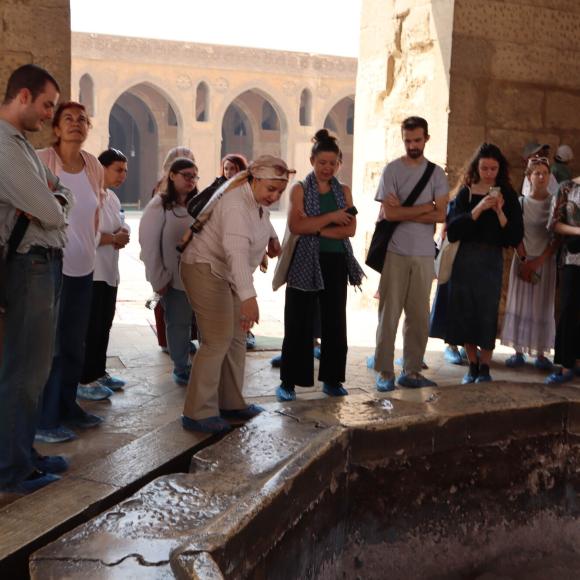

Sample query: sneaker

[220,404,265,420]
[505,353,526,368]
[462,362,479,384]
[313,345,321,360]
[395,357,429,370]
[322,383,348,397]
[246,331,256,350]
[444,345,463,365]
[32,453,69,474]
[1,470,61,494]
[545,369,575,384]
[77,384,114,401]
[181,415,231,434]
[173,368,191,386]
[376,373,395,392]
[97,372,126,391]
[34,426,77,444]
[366,355,375,369]
[462,372,478,384]
[534,356,553,371]
[275,383,296,402]
[270,354,282,368]
[397,372,437,389]
[66,412,103,430]
[475,373,493,383]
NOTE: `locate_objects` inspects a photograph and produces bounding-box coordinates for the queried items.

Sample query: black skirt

[444,242,503,351]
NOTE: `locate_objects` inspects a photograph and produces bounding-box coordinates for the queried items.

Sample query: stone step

[0,420,210,579]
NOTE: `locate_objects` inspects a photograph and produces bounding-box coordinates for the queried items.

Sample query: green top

[318,191,345,253]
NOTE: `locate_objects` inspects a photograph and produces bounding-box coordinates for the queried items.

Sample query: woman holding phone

[276,129,364,402]
[444,143,523,384]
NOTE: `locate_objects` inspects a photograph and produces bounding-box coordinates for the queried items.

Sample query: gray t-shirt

[375,157,449,257]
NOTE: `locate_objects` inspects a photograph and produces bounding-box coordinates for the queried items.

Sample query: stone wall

[448,0,580,187]
[352,0,455,295]
[0,0,71,146]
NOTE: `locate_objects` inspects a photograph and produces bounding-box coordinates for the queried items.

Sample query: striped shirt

[0,119,74,252]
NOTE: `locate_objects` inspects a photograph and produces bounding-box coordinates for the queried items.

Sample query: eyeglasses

[178,172,199,182]
[529,157,549,164]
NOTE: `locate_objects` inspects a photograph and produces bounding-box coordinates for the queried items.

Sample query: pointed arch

[79,73,95,116]
[299,88,312,126]
[195,81,209,122]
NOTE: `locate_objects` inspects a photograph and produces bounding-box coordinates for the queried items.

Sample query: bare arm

[410,194,448,224]
[382,193,433,222]
[554,222,580,236]
[288,182,353,235]
[320,185,356,239]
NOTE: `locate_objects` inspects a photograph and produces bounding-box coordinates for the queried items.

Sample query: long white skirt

[500,254,557,356]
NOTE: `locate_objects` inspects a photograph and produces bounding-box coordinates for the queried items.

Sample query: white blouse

[94,189,127,287]
[181,182,277,302]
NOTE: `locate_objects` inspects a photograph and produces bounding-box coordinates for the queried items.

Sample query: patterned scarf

[287,172,365,291]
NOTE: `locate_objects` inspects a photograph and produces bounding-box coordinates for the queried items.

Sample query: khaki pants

[375,251,434,375]
[180,262,246,420]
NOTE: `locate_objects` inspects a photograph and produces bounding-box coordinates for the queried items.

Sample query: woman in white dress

[501,157,558,369]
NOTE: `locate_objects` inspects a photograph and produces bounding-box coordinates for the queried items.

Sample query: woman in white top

[180,155,293,434]
[79,149,130,400]
[36,101,103,443]
[139,157,197,385]
[501,157,558,369]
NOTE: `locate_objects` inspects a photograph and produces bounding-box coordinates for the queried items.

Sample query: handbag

[366,161,436,273]
[434,236,460,284]
[272,225,299,291]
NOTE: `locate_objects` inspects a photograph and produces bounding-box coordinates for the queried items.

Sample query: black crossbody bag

[365,161,435,273]
[0,214,31,314]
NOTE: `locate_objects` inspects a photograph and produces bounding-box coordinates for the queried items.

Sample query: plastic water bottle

[145,293,161,310]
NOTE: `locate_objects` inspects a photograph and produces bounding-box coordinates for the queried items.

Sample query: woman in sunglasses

[501,157,558,371]
[139,157,198,385]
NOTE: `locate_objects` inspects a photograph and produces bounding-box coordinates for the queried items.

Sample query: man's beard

[407,149,423,159]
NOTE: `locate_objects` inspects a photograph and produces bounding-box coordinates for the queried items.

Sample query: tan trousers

[375,251,434,375]
[180,262,246,420]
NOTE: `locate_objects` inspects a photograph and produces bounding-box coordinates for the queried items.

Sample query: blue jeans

[39,273,93,429]
[0,251,62,487]
[162,287,192,374]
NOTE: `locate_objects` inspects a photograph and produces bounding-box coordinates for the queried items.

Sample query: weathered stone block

[546,91,580,131]
[448,77,487,126]
[486,84,544,131]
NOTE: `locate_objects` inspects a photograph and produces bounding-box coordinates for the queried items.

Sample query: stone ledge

[29,383,580,578]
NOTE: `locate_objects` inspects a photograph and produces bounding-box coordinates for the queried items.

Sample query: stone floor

[6,212,580,505]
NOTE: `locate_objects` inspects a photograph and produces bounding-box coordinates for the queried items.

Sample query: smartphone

[345,206,358,216]
[488,186,501,198]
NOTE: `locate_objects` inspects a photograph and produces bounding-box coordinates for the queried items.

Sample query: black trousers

[81,281,118,384]
[281,253,348,387]
[554,265,580,369]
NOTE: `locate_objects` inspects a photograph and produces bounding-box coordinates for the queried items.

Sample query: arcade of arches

[71,32,356,208]
[3,1,580,247]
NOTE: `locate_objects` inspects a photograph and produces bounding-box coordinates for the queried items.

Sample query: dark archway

[221,89,283,163]
[108,83,180,207]
[324,96,355,186]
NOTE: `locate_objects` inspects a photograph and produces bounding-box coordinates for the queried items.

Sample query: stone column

[353,0,455,301]
[0,0,71,147]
